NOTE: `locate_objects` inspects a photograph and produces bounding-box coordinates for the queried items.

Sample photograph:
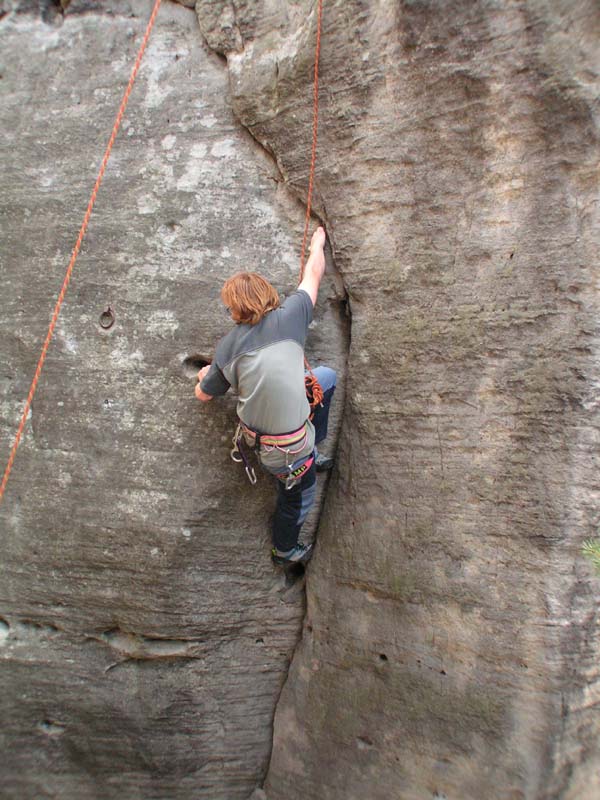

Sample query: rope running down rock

[302,0,325,412]
[0,0,163,506]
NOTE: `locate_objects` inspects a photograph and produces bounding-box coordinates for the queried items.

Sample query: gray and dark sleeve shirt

[200,289,313,434]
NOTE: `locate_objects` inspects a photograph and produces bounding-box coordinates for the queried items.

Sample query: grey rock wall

[1,0,599,799]
[195,1,600,799]
[0,1,346,798]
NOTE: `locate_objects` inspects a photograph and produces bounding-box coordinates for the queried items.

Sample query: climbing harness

[231,421,312,489]
[240,422,309,452]
[0,0,163,507]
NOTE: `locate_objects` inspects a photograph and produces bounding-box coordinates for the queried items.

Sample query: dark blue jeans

[271,367,336,552]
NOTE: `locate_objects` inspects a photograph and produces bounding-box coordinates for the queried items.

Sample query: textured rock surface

[0,1,345,798]
[2,0,600,799]
[196,1,600,799]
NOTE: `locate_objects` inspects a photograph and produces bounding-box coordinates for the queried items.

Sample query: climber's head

[221,272,281,325]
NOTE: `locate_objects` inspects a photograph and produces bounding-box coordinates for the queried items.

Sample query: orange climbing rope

[302,0,325,412]
[1,0,324,504]
[299,0,324,278]
[0,0,163,507]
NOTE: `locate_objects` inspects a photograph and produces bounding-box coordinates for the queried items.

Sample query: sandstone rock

[2,0,600,798]
[196,1,600,798]
[0,1,345,797]
[249,789,268,800]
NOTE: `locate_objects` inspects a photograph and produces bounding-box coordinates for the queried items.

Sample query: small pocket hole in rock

[356,735,374,750]
[183,355,211,379]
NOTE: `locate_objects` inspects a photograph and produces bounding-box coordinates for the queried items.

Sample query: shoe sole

[272,548,313,566]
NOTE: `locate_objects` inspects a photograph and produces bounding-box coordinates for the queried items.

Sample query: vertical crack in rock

[193,5,352,794]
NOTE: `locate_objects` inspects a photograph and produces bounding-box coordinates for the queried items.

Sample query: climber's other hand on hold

[195,365,213,402]
[195,382,213,402]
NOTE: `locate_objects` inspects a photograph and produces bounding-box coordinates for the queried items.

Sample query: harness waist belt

[240,421,307,449]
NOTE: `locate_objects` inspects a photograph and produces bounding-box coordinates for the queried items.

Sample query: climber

[195,226,336,566]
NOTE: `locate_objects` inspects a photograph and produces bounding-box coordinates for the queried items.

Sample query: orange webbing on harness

[301,0,325,414]
[0,0,163,506]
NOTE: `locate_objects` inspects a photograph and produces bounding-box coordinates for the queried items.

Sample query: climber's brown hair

[221,272,281,325]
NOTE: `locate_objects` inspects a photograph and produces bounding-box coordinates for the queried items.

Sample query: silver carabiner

[285,473,299,490]
[231,423,257,484]
[231,447,243,463]
[231,424,243,462]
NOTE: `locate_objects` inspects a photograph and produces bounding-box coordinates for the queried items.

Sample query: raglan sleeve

[280,289,313,344]
[200,341,231,397]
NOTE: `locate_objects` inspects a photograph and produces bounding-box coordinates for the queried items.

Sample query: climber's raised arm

[298,226,326,307]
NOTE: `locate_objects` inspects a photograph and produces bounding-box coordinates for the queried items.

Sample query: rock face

[1,0,599,799]
[195,1,600,799]
[0,2,345,798]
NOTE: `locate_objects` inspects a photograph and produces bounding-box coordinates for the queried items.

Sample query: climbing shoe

[314,452,334,472]
[271,542,314,566]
